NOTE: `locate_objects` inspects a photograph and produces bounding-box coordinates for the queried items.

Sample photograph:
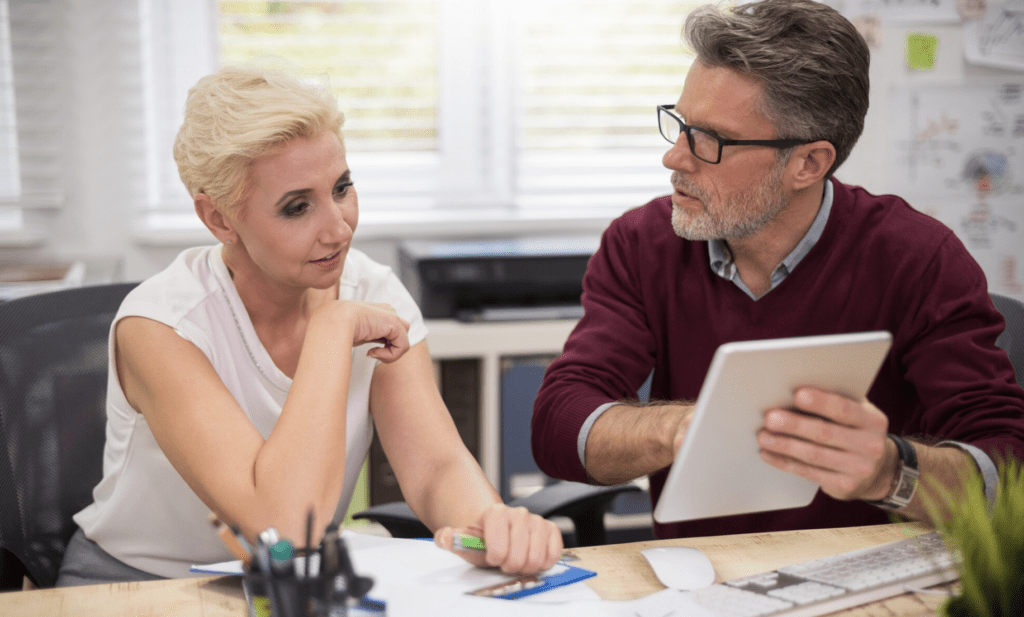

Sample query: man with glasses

[532,0,1024,540]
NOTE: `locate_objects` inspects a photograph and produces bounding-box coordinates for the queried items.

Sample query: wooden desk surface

[0,523,953,617]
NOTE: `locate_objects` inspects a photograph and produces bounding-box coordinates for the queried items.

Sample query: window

[513,1,700,210]
[141,0,699,233]
[218,0,443,209]
[0,0,64,239]
[0,0,19,203]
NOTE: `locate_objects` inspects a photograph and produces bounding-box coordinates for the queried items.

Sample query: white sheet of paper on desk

[343,533,558,596]
[194,532,715,616]
[190,532,560,589]
[343,534,713,616]
[190,559,244,575]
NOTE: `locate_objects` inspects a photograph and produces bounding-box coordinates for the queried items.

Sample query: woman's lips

[311,251,342,268]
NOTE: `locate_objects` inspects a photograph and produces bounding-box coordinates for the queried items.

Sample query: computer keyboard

[686,531,959,617]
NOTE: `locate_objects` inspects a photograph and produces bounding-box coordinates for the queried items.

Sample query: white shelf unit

[424,318,653,534]
[423,318,578,490]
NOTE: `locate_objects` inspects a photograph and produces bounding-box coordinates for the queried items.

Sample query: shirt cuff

[578,402,618,469]
[935,440,998,509]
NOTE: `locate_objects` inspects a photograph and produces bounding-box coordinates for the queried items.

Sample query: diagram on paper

[888,82,1024,197]
[886,82,1024,299]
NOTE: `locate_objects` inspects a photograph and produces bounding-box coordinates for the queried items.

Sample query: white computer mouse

[641,546,716,590]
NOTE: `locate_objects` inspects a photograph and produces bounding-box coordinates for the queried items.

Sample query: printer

[398,237,599,321]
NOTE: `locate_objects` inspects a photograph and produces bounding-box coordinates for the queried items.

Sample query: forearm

[409,453,502,532]
[251,311,355,541]
[890,441,979,526]
[584,402,692,485]
[371,343,503,533]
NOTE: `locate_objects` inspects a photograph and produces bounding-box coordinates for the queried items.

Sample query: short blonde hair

[173,65,345,217]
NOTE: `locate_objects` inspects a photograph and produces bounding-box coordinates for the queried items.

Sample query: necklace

[211,250,289,392]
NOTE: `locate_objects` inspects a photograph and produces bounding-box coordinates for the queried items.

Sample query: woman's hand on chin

[319,301,411,363]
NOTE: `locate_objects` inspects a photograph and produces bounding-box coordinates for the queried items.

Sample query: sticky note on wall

[906,33,939,70]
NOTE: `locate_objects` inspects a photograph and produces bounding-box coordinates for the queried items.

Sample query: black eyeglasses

[657,104,813,164]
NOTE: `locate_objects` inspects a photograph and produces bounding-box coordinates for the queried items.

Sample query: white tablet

[653,331,893,524]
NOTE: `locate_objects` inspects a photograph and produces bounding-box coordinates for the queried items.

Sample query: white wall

[843,21,1020,194]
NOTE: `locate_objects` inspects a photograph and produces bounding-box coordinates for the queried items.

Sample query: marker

[451,533,487,552]
[322,523,340,574]
[269,539,295,576]
[259,527,280,548]
[208,513,252,568]
[451,533,579,562]
[299,507,318,578]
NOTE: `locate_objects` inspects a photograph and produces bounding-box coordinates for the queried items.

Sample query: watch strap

[866,434,919,510]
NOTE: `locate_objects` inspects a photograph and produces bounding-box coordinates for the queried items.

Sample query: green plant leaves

[935,457,1024,617]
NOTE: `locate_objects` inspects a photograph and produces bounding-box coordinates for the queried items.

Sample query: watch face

[895,481,916,502]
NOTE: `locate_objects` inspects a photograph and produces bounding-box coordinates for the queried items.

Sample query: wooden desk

[0,523,954,617]
[570,522,952,614]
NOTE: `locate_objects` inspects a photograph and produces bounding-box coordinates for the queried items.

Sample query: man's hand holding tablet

[654,331,893,524]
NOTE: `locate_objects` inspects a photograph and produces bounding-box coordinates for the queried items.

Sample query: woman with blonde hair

[57,65,562,585]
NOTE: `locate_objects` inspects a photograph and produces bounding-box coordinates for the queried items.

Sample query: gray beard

[670,163,788,241]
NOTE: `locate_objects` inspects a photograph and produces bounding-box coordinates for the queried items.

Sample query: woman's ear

[194,193,237,246]
[788,141,837,191]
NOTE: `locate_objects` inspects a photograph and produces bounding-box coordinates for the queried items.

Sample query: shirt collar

[708,179,834,290]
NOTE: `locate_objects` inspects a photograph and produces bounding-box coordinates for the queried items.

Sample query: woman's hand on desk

[433,504,563,574]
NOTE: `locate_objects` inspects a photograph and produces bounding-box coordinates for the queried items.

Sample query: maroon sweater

[532,179,1024,539]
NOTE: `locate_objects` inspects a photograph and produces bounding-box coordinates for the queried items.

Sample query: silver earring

[225,240,232,245]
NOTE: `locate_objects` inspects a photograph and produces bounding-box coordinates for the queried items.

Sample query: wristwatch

[866,434,919,510]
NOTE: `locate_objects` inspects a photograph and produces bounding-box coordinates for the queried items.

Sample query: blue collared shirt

[708,180,834,299]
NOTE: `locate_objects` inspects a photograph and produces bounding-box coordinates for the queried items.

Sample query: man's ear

[194,193,237,245]
[788,141,836,191]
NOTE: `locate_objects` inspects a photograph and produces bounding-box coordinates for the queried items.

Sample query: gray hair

[684,0,870,177]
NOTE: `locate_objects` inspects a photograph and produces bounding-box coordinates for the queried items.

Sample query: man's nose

[663,137,699,172]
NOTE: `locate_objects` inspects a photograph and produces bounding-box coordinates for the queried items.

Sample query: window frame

[134,0,688,245]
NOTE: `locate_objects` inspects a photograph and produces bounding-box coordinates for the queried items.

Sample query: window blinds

[1,0,64,214]
[219,1,439,154]
[0,0,19,202]
[148,0,697,219]
[512,1,697,210]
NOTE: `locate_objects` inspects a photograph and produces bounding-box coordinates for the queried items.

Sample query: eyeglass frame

[657,104,814,164]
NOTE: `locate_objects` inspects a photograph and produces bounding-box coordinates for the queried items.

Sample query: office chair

[992,293,1024,388]
[0,282,138,590]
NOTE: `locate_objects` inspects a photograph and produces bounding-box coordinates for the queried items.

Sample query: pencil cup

[242,567,349,617]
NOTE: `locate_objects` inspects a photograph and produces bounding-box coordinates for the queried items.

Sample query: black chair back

[992,293,1024,388]
[0,282,137,588]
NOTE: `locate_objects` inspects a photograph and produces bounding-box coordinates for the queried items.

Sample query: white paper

[965,8,1024,70]
[884,82,1024,198]
[845,0,961,23]
[192,532,716,617]
[190,559,244,575]
[883,81,1024,300]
